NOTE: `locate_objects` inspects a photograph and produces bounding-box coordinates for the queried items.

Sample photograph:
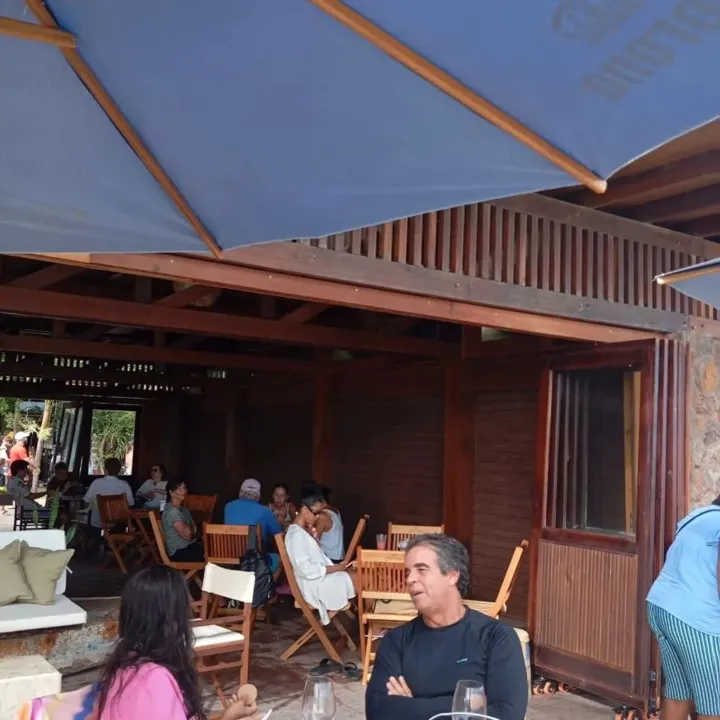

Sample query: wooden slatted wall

[301,194,718,320]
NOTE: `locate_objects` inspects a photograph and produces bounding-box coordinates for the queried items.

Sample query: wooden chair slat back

[203,524,260,564]
[357,548,406,594]
[98,494,131,529]
[148,510,174,566]
[387,523,444,550]
[343,514,369,564]
[185,494,217,524]
[496,539,529,606]
[275,532,308,610]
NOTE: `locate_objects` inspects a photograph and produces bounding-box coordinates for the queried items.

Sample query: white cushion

[0,530,69,594]
[192,624,244,649]
[0,594,87,634]
[202,564,254,604]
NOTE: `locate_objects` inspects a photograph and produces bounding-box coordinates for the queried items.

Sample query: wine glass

[451,680,487,720]
[301,676,336,720]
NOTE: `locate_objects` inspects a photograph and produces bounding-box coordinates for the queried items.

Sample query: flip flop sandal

[343,662,361,681]
[310,658,343,676]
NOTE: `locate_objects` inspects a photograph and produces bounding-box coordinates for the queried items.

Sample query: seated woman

[136,463,168,509]
[285,492,357,625]
[311,492,345,564]
[22,565,259,720]
[162,480,205,563]
[268,482,297,531]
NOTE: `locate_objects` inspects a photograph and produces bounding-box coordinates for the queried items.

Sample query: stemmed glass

[451,680,487,720]
[301,676,336,720]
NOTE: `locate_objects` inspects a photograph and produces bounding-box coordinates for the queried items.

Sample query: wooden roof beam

[9,264,83,290]
[0,333,317,373]
[27,250,664,343]
[624,184,720,224]
[569,151,720,209]
[0,286,452,357]
[667,214,720,238]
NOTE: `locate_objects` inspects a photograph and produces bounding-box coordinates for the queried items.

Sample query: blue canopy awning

[2,0,719,254]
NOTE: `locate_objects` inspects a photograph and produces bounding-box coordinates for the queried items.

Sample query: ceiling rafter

[0,285,453,357]
[8,264,84,290]
[570,151,720,209]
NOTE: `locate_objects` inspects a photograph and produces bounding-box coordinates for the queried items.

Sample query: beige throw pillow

[19,542,75,605]
[0,540,34,606]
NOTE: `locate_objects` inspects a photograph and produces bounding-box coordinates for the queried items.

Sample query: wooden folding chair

[464,539,529,619]
[204,523,261,564]
[148,510,205,611]
[192,563,254,709]
[343,514,369,564]
[186,494,217,526]
[129,509,161,564]
[275,533,356,664]
[97,494,139,575]
[204,523,263,618]
[387,523,444,550]
[356,548,415,685]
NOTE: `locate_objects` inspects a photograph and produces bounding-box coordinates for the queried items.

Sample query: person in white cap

[9,431,38,472]
[224,478,283,576]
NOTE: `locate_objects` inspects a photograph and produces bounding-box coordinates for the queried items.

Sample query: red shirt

[9,443,28,463]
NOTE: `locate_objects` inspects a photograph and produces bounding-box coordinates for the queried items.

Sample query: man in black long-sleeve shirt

[366,534,528,720]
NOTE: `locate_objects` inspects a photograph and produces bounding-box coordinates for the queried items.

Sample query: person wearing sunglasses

[136,464,168,509]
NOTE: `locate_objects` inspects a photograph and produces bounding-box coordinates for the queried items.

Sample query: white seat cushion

[0,595,87,634]
[192,624,244,649]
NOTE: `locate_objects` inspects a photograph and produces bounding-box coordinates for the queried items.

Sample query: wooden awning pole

[311,0,607,195]
[25,0,224,259]
[0,16,75,48]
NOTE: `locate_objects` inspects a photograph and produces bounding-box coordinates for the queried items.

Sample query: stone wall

[688,333,720,508]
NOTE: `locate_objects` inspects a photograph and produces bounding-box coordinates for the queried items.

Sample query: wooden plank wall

[301,194,718,321]
[330,365,444,541]
[180,393,233,516]
[136,398,182,483]
[472,384,538,622]
[243,396,314,505]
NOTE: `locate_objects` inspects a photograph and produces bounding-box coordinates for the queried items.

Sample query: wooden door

[531,339,686,710]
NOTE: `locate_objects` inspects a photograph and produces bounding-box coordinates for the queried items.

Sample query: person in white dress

[285,492,357,625]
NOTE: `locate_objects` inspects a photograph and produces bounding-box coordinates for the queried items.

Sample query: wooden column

[313,371,333,486]
[442,359,475,548]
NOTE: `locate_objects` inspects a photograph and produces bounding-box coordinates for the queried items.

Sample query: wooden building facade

[3,189,719,713]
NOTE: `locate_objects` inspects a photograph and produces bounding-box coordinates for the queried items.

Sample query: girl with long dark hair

[96,565,255,719]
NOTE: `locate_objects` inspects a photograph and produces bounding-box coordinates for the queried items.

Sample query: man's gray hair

[405,533,470,597]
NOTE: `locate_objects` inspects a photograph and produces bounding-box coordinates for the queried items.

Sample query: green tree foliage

[90,410,136,472]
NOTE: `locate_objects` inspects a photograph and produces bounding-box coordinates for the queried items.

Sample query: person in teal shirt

[224,478,282,575]
[647,499,720,720]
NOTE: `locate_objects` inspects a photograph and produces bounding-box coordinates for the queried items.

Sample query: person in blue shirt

[647,499,720,720]
[224,478,282,577]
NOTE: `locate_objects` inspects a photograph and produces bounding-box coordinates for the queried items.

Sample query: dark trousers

[171,541,205,563]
